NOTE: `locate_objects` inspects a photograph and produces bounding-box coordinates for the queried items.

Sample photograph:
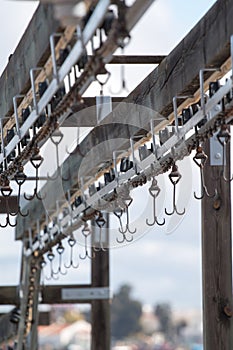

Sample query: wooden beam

[202,139,233,349]
[16,0,233,239]
[0,4,60,120]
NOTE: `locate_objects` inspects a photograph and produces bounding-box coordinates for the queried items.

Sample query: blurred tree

[154,303,173,337]
[111,284,142,339]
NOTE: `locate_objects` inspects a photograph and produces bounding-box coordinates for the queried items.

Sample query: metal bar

[13,95,25,138]
[50,33,62,83]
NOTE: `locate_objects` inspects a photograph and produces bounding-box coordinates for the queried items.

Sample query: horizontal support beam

[0,285,106,305]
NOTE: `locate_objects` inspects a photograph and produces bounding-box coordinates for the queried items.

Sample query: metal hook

[146,177,165,226]
[94,211,107,252]
[64,235,79,269]
[24,153,45,201]
[46,248,59,281]
[118,197,136,235]
[113,209,124,233]
[217,124,233,182]
[193,146,217,199]
[66,127,81,156]
[13,169,29,217]
[79,223,95,260]
[165,163,185,216]
[96,69,111,96]
[0,185,17,227]
[39,256,46,286]
[47,129,69,181]
[109,47,129,95]
[53,242,67,275]
[113,208,133,243]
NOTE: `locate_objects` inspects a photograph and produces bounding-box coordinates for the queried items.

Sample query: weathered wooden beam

[0,284,101,305]
[15,0,233,240]
[0,4,60,119]
[202,139,233,350]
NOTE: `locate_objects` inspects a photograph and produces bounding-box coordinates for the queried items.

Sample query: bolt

[215,153,221,159]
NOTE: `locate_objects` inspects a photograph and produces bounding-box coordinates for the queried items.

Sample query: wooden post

[202,137,233,349]
[91,214,110,350]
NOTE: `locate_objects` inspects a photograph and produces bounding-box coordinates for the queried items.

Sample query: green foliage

[111,284,142,340]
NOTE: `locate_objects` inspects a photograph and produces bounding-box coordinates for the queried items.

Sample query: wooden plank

[202,138,233,349]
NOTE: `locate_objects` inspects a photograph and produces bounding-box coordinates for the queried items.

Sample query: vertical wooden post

[91,214,110,350]
[202,138,233,349]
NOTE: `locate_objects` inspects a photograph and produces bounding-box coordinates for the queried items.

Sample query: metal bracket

[62,287,112,301]
[210,132,225,166]
[96,95,112,123]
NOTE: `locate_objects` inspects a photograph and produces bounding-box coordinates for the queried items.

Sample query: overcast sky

[0,0,217,313]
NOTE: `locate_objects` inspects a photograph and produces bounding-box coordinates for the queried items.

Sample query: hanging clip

[165,163,185,216]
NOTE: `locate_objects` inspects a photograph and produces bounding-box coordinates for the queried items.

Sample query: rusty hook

[146,177,165,226]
